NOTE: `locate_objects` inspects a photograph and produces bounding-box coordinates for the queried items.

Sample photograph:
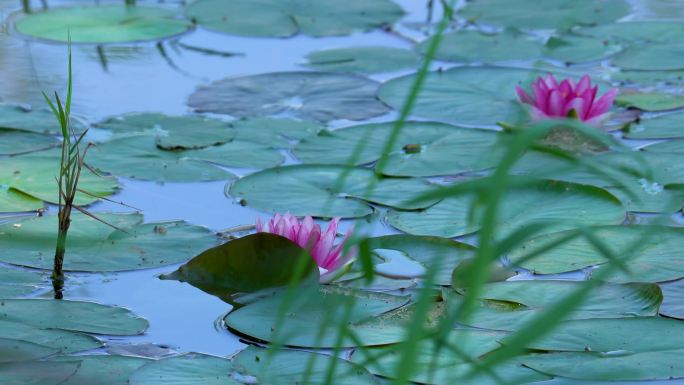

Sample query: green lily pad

[0,361,79,385]
[0,104,84,135]
[87,135,237,182]
[228,165,438,218]
[445,281,660,331]
[0,320,102,353]
[234,346,380,384]
[188,72,390,122]
[293,121,503,176]
[0,211,218,272]
[387,180,625,238]
[612,69,684,85]
[15,5,192,43]
[185,0,403,38]
[578,21,684,44]
[643,138,684,153]
[0,130,58,155]
[0,151,119,206]
[418,30,543,63]
[230,118,322,149]
[460,0,631,30]
[0,266,44,298]
[615,90,684,111]
[0,338,58,363]
[0,188,44,213]
[508,226,684,283]
[624,112,684,139]
[514,151,684,213]
[367,235,476,285]
[613,43,684,70]
[520,317,684,381]
[53,355,150,385]
[224,286,409,347]
[544,35,621,64]
[0,299,148,335]
[660,279,684,319]
[378,66,547,126]
[95,113,235,150]
[353,330,549,385]
[129,353,240,385]
[305,46,419,73]
[161,233,318,301]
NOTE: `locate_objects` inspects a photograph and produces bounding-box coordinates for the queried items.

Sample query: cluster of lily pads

[1,0,684,383]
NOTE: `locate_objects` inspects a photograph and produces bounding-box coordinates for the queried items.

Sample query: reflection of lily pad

[388,180,625,238]
[228,165,438,218]
[293,121,502,176]
[0,130,58,155]
[189,72,390,122]
[509,225,684,283]
[15,5,192,43]
[0,151,119,206]
[0,299,148,335]
[0,212,217,272]
[521,317,684,381]
[378,67,544,126]
[418,30,543,63]
[624,111,684,138]
[305,46,419,74]
[185,0,403,38]
[460,0,630,30]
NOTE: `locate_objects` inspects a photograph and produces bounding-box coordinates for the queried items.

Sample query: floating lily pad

[185,0,403,38]
[161,233,318,301]
[95,113,235,150]
[612,43,684,70]
[0,320,102,354]
[15,5,193,43]
[643,138,684,153]
[0,104,84,135]
[224,286,409,347]
[367,235,476,285]
[0,266,44,298]
[508,226,684,283]
[388,180,625,238]
[0,211,217,272]
[53,355,150,385]
[305,46,419,73]
[578,21,684,44]
[230,118,322,149]
[293,121,503,176]
[612,69,684,86]
[0,151,119,206]
[418,30,543,63]
[0,361,78,385]
[0,299,148,335]
[624,112,684,139]
[615,90,684,111]
[0,188,43,213]
[188,72,390,122]
[0,338,58,363]
[129,353,240,385]
[87,135,238,182]
[520,317,684,381]
[378,67,548,126]
[544,35,621,64]
[234,346,380,384]
[353,330,549,385]
[228,165,438,218]
[460,0,631,30]
[0,130,58,155]
[660,279,684,319]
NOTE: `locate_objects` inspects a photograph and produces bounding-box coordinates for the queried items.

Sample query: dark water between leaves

[2,0,684,384]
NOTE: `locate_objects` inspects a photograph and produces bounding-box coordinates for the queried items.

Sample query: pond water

[2,0,684,384]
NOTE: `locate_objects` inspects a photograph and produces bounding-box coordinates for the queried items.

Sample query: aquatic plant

[257,212,355,282]
[516,74,617,123]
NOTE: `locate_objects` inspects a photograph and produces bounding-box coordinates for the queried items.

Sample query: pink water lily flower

[516,74,617,124]
[256,213,355,283]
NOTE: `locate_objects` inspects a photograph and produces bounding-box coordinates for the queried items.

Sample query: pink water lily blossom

[516,74,617,124]
[256,213,355,283]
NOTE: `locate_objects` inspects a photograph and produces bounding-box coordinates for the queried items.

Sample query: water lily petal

[588,87,618,119]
